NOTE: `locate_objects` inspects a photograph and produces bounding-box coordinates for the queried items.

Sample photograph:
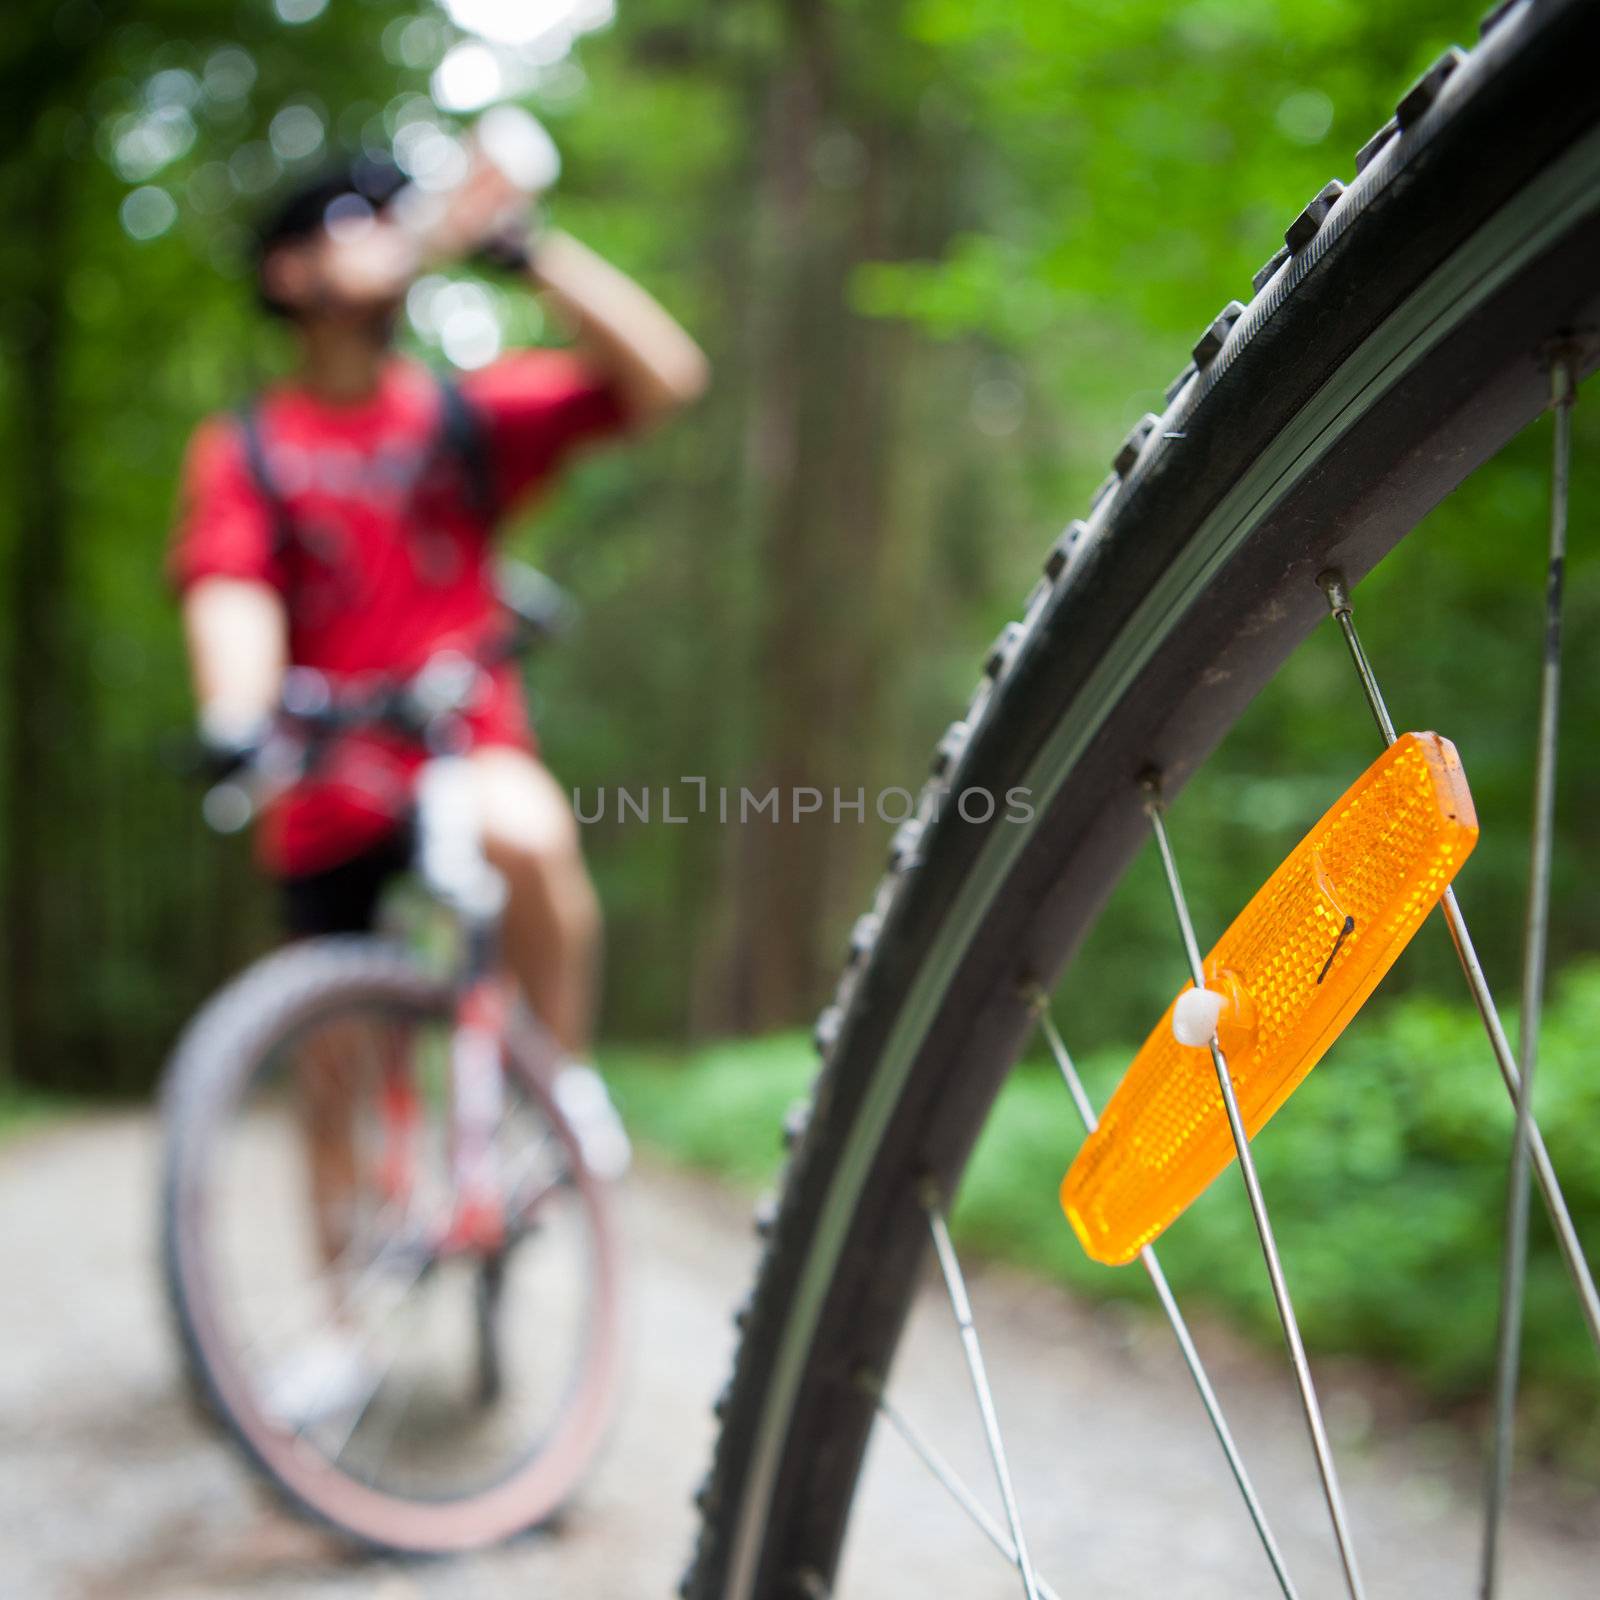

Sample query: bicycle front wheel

[686,3,1600,1595]
[160,937,623,1553]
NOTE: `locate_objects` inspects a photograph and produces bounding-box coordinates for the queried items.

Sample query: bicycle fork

[449,977,511,1253]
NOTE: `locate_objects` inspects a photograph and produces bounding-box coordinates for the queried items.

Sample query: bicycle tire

[684,4,1600,1595]
[475,1251,508,1406]
[160,936,623,1554]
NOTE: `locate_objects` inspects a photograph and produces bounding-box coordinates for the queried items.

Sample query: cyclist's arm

[525,229,709,428]
[182,577,287,744]
[171,418,290,744]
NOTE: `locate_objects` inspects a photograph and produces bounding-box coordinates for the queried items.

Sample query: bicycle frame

[164,566,627,1550]
[197,584,580,1263]
[412,753,516,1256]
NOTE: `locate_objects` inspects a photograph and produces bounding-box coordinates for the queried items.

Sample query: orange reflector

[1061,732,1477,1266]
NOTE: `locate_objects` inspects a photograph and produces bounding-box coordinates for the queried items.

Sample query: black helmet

[253,152,407,316]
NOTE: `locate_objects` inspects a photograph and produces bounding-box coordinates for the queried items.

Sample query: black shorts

[279,828,414,938]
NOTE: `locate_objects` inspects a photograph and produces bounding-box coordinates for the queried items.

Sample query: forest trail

[1,1113,1593,1599]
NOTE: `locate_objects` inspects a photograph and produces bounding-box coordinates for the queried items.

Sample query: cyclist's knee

[471,746,584,877]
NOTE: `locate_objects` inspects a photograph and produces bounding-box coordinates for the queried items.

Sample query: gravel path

[0,1114,1592,1599]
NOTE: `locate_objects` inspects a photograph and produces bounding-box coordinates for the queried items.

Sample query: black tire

[685,5,1600,1595]
[160,936,623,1554]
[475,1251,507,1407]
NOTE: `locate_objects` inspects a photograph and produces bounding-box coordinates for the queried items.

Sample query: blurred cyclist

[170,136,706,1289]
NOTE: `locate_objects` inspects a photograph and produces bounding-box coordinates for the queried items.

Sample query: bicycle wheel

[685,4,1600,1596]
[160,937,622,1553]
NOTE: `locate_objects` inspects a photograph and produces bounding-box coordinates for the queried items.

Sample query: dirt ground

[1,1113,1593,1599]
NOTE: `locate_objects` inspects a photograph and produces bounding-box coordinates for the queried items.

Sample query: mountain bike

[684,3,1600,1597]
[160,569,628,1553]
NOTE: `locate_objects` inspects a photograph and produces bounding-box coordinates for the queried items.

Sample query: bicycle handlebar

[189,562,576,834]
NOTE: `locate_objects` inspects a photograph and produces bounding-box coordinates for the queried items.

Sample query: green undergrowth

[0,1087,69,1144]
[604,964,1600,1466]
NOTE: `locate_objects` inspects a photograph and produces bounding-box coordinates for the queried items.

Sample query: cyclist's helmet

[253,152,406,316]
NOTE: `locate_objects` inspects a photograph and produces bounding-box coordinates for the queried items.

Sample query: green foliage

[606,966,1600,1458]
[0,1085,67,1143]
[606,1033,816,1188]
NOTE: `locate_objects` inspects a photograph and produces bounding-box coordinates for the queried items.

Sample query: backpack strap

[434,375,495,525]
[234,402,295,565]
[231,372,495,556]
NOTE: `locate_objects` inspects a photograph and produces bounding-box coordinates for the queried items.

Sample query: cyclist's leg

[296,1032,362,1268]
[279,836,411,1270]
[468,744,600,1058]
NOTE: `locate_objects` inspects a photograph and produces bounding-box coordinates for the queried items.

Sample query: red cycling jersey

[171,351,627,876]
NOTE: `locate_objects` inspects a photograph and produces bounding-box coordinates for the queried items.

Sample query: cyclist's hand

[411,147,530,268]
[196,708,270,781]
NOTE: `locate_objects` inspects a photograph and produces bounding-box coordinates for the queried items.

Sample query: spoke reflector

[1062,732,1478,1265]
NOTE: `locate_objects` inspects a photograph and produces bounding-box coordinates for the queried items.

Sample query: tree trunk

[1,149,77,1087]
[711,0,919,1033]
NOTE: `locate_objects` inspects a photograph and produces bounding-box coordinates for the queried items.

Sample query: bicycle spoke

[316,1284,423,1461]
[1145,791,1368,1600]
[266,1227,429,1388]
[859,1374,1065,1600]
[1481,354,1578,1598]
[1028,995,1302,1600]
[292,1251,434,1446]
[238,1195,410,1364]
[342,1324,429,1479]
[1319,573,1600,1352]
[499,1123,565,1198]
[923,1195,1044,1600]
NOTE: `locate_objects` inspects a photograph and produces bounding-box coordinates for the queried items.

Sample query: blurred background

[2,0,1597,1486]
